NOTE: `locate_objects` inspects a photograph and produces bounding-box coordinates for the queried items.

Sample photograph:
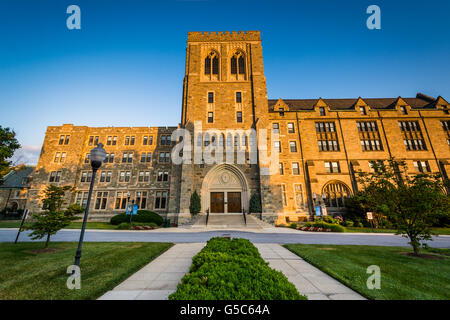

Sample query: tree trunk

[413,244,420,256]
[45,233,51,249]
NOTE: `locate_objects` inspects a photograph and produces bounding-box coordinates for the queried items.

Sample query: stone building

[0,165,34,214]
[26,31,450,225]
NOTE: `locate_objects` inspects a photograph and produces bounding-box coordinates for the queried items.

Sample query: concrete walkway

[98,243,204,300]
[255,243,365,300]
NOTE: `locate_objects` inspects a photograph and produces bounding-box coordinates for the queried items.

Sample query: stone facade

[26,31,450,225]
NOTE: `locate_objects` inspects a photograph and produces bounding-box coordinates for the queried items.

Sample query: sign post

[366,212,374,231]
[14,209,29,244]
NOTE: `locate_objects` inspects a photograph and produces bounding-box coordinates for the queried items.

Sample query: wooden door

[227,192,242,213]
[210,192,224,213]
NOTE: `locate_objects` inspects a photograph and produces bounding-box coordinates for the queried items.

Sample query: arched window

[322,181,351,208]
[230,51,246,76]
[205,51,219,76]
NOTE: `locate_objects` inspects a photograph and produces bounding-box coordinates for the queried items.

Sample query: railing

[243,210,247,225]
[206,209,210,226]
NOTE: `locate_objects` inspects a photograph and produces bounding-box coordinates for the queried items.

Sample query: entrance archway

[322,180,352,209]
[201,164,249,213]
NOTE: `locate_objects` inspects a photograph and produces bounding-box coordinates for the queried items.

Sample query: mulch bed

[298,226,332,232]
[131,226,156,230]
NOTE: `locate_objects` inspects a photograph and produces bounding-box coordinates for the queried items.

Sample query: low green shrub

[169,237,306,300]
[343,220,354,227]
[289,223,298,229]
[304,220,345,232]
[117,222,131,230]
[354,221,363,228]
[110,210,164,226]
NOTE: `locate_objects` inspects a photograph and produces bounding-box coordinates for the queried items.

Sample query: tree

[249,192,262,214]
[189,190,201,215]
[356,158,450,255]
[26,185,82,248]
[0,126,21,183]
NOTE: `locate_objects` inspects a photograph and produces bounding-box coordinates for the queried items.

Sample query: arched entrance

[201,164,249,213]
[322,180,352,209]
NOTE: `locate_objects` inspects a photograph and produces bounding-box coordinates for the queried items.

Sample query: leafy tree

[26,185,82,248]
[189,190,201,215]
[0,126,21,183]
[249,192,262,214]
[356,158,450,255]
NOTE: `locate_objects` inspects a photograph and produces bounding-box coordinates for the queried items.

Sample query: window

[107,136,112,145]
[272,123,279,134]
[138,171,144,182]
[236,92,242,103]
[399,121,427,151]
[278,108,284,116]
[160,135,166,145]
[294,184,304,209]
[157,171,169,182]
[80,171,92,183]
[141,152,152,163]
[279,163,284,175]
[359,106,367,115]
[118,171,131,182]
[49,171,61,182]
[94,192,108,210]
[357,121,383,151]
[281,185,287,206]
[112,136,117,145]
[208,112,214,123]
[159,152,170,163]
[292,162,300,175]
[289,141,297,152]
[135,191,147,209]
[127,152,133,163]
[54,152,60,163]
[85,153,91,164]
[115,192,127,210]
[400,106,408,115]
[125,136,130,145]
[59,135,70,145]
[76,192,89,208]
[414,160,431,173]
[316,122,339,151]
[155,191,168,209]
[204,51,219,76]
[104,153,114,163]
[288,123,295,133]
[149,136,153,145]
[323,181,351,208]
[143,136,148,145]
[60,152,66,162]
[99,171,111,182]
[130,136,135,145]
[208,92,214,103]
[122,152,127,163]
[236,111,242,123]
[274,141,281,153]
[441,121,450,147]
[319,107,326,116]
[138,171,151,182]
[325,161,340,173]
[89,136,99,146]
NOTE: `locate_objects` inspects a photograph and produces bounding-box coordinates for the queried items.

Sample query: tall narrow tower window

[204,51,219,78]
[238,56,245,74]
[230,51,246,79]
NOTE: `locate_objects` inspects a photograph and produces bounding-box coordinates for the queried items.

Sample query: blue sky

[1,0,449,164]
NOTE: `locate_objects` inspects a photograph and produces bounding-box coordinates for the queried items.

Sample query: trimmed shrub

[249,193,262,214]
[289,223,298,229]
[304,220,345,232]
[189,191,201,215]
[169,237,306,300]
[117,222,131,230]
[110,210,164,226]
[343,220,354,227]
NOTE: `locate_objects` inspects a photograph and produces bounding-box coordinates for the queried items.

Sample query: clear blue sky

[1,0,449,164]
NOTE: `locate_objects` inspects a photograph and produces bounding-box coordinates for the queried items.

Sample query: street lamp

[74,143,107,267]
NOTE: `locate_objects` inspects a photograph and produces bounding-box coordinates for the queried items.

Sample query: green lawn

[0,242,173,299]
[284,244,450,300]
[344,226,450,235]
[0,220,117,230]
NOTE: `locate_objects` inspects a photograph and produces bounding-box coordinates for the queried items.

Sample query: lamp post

[74,143,107,267]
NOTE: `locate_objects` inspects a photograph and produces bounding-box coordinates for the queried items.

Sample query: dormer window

[319,107,326,116]
[400,106,407,115]
[359,106,367,115]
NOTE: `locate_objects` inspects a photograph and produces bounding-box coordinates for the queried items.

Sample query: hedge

[304,221,346,232]
[110,210,164,226]
[169,237,306,300]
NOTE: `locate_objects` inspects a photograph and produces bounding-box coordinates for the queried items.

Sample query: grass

[344,226,450,235]
[0,220,117,230]
[0,242,173,299]
[284,244,450,300]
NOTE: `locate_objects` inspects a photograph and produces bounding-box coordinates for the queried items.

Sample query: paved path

[255,244,365,300]
[3,229,450,247]
[98,243,204,300]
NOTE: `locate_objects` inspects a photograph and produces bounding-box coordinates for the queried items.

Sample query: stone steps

[190,213,264,229]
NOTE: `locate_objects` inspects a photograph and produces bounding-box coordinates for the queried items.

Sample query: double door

[210,192,241,213]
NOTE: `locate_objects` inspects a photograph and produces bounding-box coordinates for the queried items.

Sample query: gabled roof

[0,166,34,188]
[268,93,448,112]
